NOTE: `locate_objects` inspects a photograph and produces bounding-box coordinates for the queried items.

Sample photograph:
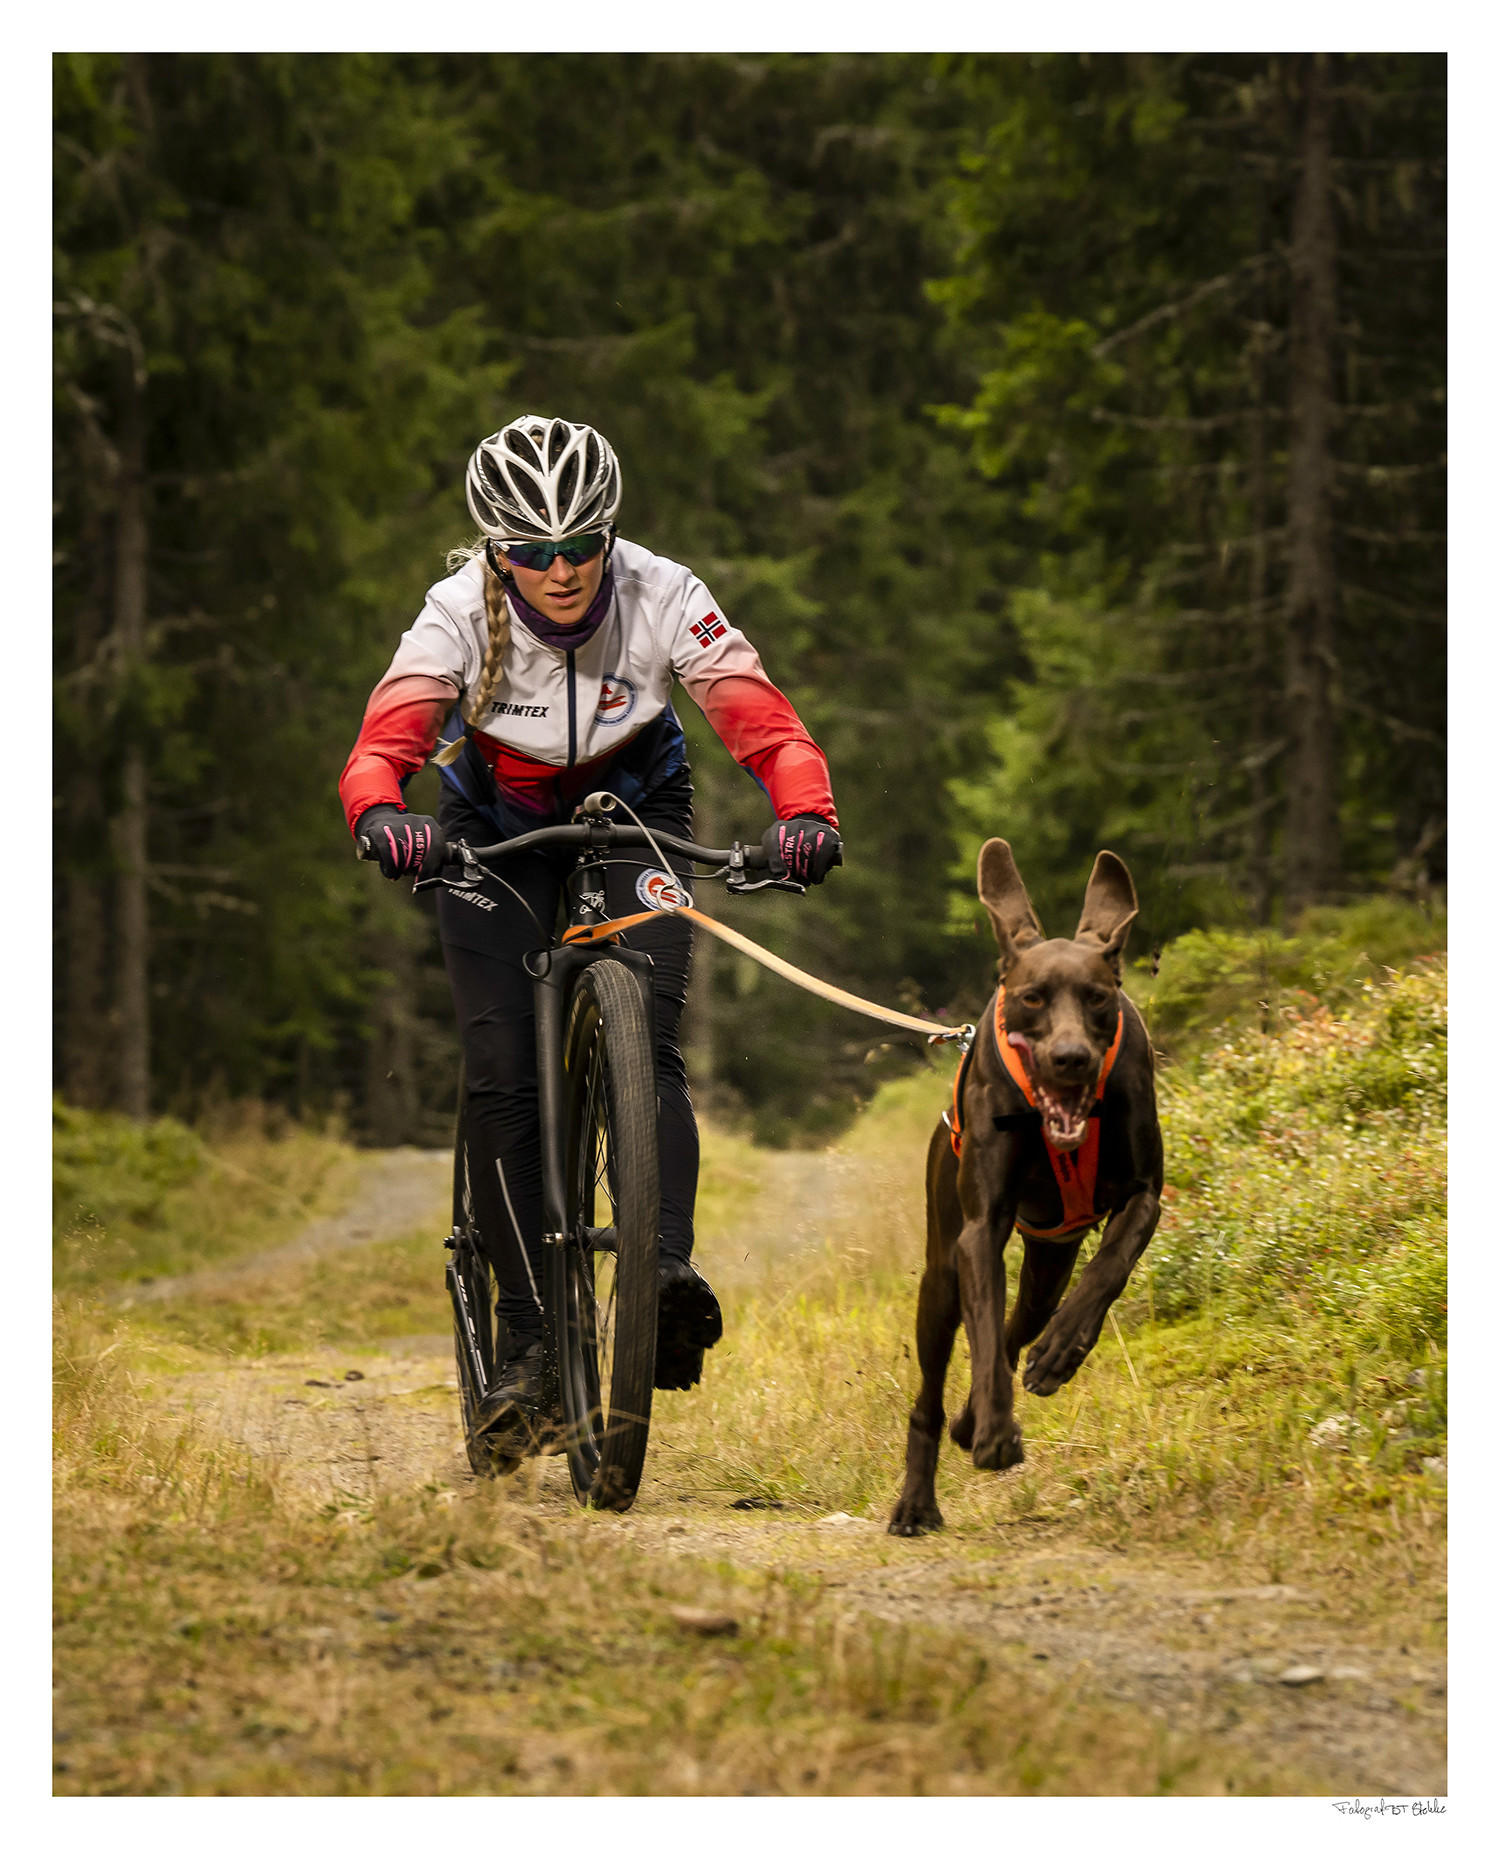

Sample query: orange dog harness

[946,985,1125,1240]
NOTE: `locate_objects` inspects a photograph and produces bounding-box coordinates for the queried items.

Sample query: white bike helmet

[465,415,622,542]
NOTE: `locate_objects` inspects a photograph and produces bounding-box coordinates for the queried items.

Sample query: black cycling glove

[763,813,843,885]
[356,806,448,881]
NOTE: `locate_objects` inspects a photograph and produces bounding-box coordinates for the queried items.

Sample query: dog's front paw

[1023,1319,1094,1396]
[948,1398,975,1451]
[972,1423,1025,1472]
[889,1491,944,1536]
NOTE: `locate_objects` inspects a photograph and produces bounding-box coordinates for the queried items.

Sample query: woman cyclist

[340,415,841,1462]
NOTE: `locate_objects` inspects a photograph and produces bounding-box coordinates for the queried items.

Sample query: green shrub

[1143,961,1446,1348]
[53,1100,205,1244]
[52,1100,354,1291]
[1135,897,1445,1061]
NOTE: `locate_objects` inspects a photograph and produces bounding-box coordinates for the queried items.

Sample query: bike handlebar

[449,823,769,871]
[354,791,778,881]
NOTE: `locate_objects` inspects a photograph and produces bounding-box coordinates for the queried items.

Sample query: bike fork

[530,942,658,1259]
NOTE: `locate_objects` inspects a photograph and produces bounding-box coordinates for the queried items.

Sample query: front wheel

[554,957,660,1510]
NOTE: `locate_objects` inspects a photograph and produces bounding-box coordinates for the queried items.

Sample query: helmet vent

[466,415,622,542]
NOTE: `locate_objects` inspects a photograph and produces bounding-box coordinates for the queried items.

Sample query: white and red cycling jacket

[339,537,838,835]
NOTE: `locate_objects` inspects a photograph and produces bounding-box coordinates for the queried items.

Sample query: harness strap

[949,985,1126,1240]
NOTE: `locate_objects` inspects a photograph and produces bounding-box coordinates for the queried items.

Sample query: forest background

[52,51,1447,1144]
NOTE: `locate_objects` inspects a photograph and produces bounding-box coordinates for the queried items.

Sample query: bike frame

[438,802,787,1405]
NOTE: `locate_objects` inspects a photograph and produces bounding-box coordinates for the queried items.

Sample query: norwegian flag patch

[689,613,728,648]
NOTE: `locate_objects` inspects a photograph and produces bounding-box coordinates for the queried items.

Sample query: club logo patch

[596,675,636,725]
[635,868,690,912]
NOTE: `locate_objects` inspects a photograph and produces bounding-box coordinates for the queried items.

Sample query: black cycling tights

[435,802,698,1346]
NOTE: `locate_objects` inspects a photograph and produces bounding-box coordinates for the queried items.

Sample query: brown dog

[889,839,1163,1536]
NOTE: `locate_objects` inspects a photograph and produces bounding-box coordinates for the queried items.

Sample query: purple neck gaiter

[505,568,615,653]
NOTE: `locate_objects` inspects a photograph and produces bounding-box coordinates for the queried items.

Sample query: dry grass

[54,1312,1277,1796]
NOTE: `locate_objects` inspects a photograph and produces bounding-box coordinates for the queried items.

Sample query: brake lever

[414,839,482,893]
[724,843,805,896]
[726,874,807,895]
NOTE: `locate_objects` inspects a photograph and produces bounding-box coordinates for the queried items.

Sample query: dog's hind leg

[1005,1235,1083,1373]
[889,1125,963,1536]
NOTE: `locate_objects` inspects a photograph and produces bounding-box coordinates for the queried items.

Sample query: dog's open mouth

[1034,1081,1092,1151]
[1007,1033,1094,1151]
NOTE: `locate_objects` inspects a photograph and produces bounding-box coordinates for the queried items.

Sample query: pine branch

[1089,406,1286,432]
[1337,523,1445,546]
[1091,254,1276,360]
[1103,597,1281,630]
[1336,391,1446,420]
[1114,692,1260,723]
[1115,662,1252,688]
[1334,458,1446,481]
[1166,529,1289,557]
[53,293,147,389]
[1341,583,1444,623]
[1337,694,1444,747]
[1144,460,1255,480]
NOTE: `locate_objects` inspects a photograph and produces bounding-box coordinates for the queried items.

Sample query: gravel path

[122,1147,451,1306]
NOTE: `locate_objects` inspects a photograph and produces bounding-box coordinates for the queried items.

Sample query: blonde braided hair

[432,540,511,768]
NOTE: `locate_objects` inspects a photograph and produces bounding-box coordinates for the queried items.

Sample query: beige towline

[563,906,970,1043]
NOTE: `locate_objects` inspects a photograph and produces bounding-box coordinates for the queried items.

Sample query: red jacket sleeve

[696,674,838,826]
[338,674,456,832]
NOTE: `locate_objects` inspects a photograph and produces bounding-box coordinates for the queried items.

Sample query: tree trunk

[1281,52,1341,918]
[61,530,113,1107]
[1246,181,1274,927]
[111,364,151,1119]
[363,912,421,1144]
[63,855,111,1108]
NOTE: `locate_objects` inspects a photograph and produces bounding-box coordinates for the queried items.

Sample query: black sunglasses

[496,531,608,572]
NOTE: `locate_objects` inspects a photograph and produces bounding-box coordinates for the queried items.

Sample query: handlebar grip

[354,831,375,861]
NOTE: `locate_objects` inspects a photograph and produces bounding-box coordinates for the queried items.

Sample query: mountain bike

[414,792,793,1512]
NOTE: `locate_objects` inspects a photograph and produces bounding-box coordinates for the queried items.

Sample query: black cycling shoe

[474,1338,558,1458]
[655,1258,723,1392]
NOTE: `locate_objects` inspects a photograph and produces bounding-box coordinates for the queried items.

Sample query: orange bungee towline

[947,984,1125,1240]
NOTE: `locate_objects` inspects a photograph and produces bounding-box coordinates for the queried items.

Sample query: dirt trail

[122,1147,451,1306]
[155,1147,1446,1796]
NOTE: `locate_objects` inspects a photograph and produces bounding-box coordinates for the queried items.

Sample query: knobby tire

[555,958,660,1511]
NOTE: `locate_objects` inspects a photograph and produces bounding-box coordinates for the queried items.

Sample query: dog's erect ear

[977,839,1044,971]
[1075,850,1138,971]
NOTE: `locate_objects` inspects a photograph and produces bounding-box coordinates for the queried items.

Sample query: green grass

[53,1099,358,1295]
[129,1230,451,1362]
